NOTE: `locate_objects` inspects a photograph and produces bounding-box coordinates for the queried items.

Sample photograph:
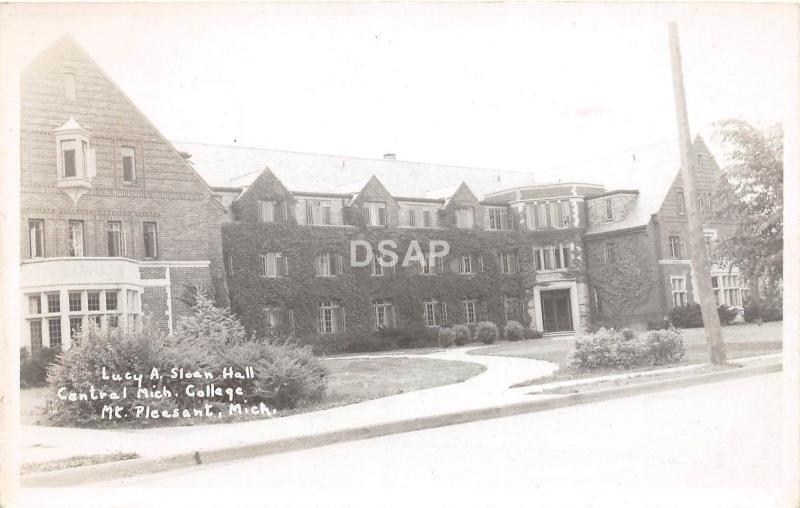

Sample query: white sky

[2,2,796,181]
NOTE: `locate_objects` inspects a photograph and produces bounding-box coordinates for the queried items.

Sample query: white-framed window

[605,198,613,221]
[107,221,124,257]
[497,250,519,274]
[264,305,295,336]
[29,219,44,258]
[418,252,443,275]
[408,209,417,227]
[721,274,744,307]
[371,255,395,276]
[536,203,548,229]
[372,299,396,330]
[259,200,275,223]
[55,118,93,181]
[121,146,136,183]
[315,252,343,277]
[143,222,158,259]
[711,276,722,305]
[424,299,447,327]
[534,243,573,271]
[455,207,474,229]
[29,320,43,352]
[68,220,84,257]
[671,277,688,308]
[260,252,288,277]
[668,235,682,259]
[64,73,76,101]
[487,207,507,230]
[363,202,387,226]
[303,199,330,225]
[592,286,602,314]
[460,254,473,274]
[464,299,478,324]
[559,200,572,227]
[62,139,78,178]
[318,300,344,334]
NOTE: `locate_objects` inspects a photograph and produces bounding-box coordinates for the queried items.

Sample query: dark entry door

[541,289,573,333]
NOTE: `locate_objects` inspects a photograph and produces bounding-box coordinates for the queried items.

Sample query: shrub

[669,303,703,328]
[452,324,471,346]
[642,329,685,365]
[717,305,739,325]
[744,297,783,323]
[647,319,669,331]
[475,321,499,344]
[20,347,60,388]
[568,327,685,372]
[503,321,525,342]
[522,328,543,341]
[344,332,396,353]
[437,327,456,348]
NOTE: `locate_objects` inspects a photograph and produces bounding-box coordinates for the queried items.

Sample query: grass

[22,452,138,474]
[21,357,484,428]
[471,321,782,386]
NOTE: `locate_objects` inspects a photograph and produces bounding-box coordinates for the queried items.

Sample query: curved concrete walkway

[22,345,558,464]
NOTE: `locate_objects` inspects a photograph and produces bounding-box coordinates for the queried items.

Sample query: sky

[1,2,796,182]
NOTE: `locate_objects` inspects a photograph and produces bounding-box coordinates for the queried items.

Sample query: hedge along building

[176,141,604,351]
[20,35,228,352]
[567,138,750,329]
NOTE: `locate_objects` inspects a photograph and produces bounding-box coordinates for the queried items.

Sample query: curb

[21,361,781,487]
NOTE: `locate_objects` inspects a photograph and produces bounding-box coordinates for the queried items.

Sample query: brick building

[20,35,227,351]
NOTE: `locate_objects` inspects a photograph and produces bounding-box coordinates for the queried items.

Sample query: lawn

[21,357,484,427]
[470,321,782,385]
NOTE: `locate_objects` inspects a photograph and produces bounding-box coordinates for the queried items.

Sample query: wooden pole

[667,23,726,365]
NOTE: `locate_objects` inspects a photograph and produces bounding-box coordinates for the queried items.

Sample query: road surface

[19,373,782,508]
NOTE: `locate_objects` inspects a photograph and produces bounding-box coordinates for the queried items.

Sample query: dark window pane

[106,291,118,311]
[47,293,60,313]
[48,318,62,349]
[64,149,76,177]
[69,292,82,312]
[88,292,100,311]
[123,156,134,181]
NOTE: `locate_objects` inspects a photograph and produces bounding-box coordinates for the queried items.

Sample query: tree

[710,120,783,283]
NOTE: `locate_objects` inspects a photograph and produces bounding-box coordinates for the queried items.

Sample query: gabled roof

[173,142,537,201]
[580,137,715,236]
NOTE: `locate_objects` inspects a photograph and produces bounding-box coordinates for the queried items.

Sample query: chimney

[383,153,396,160]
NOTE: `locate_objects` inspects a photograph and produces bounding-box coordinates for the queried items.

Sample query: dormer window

[455,207,474,229]
[54,118,95,204]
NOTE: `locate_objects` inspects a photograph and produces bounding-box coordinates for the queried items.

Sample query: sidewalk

[21,346,782,468]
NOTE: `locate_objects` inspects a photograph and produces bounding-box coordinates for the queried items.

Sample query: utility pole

[667,22,726,365]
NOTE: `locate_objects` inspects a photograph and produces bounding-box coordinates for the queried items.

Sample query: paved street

[19,373,782,508]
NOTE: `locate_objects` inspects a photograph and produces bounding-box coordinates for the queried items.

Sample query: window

[372,299,395,330]
[68,292,82,313]
[65,73,76,101]
[363,202,387,226]
[143,222,158,258]
[87,291,100,312]
[592,286,602,314]
[29,320,43,352]
[106,291,118,311]
[497,251,519,274]
[29,295,41,315]
[29,220,44,258]
[603,243,615,264]
[47,293,60,313]
[121,146,136,183]
[424,299,447,327]
[107,221,123,257]
[107,315,119,329]
[318,301,344,334]
[455,208,474,229]
[371,255,394,276]
[721,274,743,307]
[304,200,332,225]
[68,220,84,257]
[418,252,443,275]
[668,236,682,259]
[315,252,343,277]
[408,209,417,227]
[62,140,77,178]
[704,230,717,253]
[487,208,507,230]
[259,200,275,223]
[226,255,234,277]
[422,210,433,228]
[70,317,83,338]
[48,318,62,349]
[671,277,688,307]
[677,191,686,215]
[605,199,613,221]
[464,300,478,324]
[264,306,295,336]
[460,255,473,274]
[534,244,572,271]
[260,252,288,278]
[542,247,553,270]
[559,200,572,227]
[711,276,722,305]
[504,296,523,322]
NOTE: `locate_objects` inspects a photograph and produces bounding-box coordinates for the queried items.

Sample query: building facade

[20,36,227,352]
